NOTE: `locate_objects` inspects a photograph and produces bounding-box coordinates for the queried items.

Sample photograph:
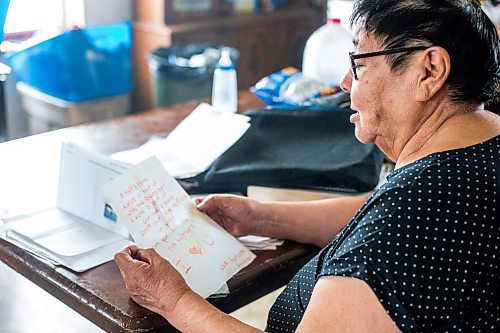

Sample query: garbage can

[148,44,238,108]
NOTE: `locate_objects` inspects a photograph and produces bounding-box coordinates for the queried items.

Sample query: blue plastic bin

[0,0,9,42]
[9,21,132,102]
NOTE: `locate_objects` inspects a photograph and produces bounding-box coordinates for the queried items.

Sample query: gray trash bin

[148,44,238,108]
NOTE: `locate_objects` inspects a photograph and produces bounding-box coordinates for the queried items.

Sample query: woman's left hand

[114,245,191,316]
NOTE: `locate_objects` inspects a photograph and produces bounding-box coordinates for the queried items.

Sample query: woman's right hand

[194,194,264,237]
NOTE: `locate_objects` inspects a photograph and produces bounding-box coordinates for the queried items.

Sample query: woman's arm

[296,276,401,333]
[256,195,370,247]
[165,290,263,333]
[114,245,263,333]
[167,275,400,333]
[196,194,370,248]
[115,245,398,333]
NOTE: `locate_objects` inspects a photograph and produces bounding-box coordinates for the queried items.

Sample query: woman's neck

[394,104,499,169]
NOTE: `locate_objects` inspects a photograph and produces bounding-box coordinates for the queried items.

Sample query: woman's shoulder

[388,134,499,182]
[376,135,500,206]
[481,109,500,130]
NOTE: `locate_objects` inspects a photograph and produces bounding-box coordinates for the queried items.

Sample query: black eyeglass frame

[349,46,429,80]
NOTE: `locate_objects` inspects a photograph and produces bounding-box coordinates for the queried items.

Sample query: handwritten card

[102,157,256,298]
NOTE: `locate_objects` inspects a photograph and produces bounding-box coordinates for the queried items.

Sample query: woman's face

[340,31,415,147]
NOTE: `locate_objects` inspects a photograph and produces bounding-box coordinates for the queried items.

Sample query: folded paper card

[3,142,133,272]
[102,157,256,298]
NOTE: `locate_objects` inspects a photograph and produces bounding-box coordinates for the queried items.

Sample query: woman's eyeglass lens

[349,46,428,80]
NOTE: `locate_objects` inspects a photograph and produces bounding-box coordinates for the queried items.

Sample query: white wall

[5,68,28,140]
[84,0,132,26]
[329,0,500,32]
[327,0,355,32]
[65,0,132,27]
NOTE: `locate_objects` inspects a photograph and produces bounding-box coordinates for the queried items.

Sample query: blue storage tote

[9,21,132,102]
[0,0,9,42]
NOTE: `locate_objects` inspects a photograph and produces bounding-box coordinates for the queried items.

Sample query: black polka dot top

[267,135,499,333]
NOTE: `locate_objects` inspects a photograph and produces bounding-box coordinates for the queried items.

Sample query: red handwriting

[237,256,253,268]
[119,184,138,198]
[118,177,202,253]
[119,178,174,236]
[189,246,202,255]
[140,223,151,237]
[122,196,136,209]
[176,259,192,275]
[220,260,229,271]
[220,250,249,272]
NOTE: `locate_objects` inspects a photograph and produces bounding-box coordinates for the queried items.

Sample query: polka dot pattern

[267,135,499,332]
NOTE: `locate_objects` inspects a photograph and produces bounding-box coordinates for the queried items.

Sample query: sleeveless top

[267,135,499,332]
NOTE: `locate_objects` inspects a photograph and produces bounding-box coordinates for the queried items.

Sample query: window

[4,0,64,35]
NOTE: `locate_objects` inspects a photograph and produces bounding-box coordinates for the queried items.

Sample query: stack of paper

[112,103,251,178]
[238,235,284,250]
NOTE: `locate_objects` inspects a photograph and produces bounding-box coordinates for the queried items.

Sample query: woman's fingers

[193,197,205,205]
[195,194,218,211]
[136,247,163,265]
[114,244,138,268]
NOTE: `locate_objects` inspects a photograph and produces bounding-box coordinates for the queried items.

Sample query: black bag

[179,107,384,194]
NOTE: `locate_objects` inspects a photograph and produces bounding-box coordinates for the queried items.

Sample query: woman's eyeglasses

[349,46,428,80]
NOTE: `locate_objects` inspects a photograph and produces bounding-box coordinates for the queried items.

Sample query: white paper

[3,143,134,272]
[4,208,132,272]
[58,142,131,238]
[238,235,285,250]
[238,235,275,243]
[112,103,251,178]
[7,209,124,256]
[110,136,165,167]
[102,157,256,298]
[3,231,131,272]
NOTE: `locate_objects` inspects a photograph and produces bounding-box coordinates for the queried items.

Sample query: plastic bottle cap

[327,18,341,24]
[218,48,234,69]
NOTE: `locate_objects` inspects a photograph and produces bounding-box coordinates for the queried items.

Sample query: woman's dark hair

[351,0,500,107]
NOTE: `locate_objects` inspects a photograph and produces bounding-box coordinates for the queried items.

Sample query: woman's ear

[415,46,451,101]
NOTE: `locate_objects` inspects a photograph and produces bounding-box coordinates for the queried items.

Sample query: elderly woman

[114,0,499,332]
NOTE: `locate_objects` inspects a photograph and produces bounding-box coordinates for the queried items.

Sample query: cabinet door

[277,19,321,70]
[132,23,172,112]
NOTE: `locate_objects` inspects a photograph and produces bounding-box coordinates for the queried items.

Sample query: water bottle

[278,72,332,105]
[302,18,353,87]
[211,47,238,113]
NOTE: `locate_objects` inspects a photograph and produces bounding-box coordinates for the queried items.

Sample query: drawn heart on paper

[189,246,202,255]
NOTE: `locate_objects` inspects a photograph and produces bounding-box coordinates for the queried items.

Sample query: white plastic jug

[302,18,353,87]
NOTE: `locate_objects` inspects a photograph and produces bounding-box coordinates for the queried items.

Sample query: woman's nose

[340,69,353,93]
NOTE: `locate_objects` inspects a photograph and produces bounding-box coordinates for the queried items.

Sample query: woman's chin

[354,128,375,144]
